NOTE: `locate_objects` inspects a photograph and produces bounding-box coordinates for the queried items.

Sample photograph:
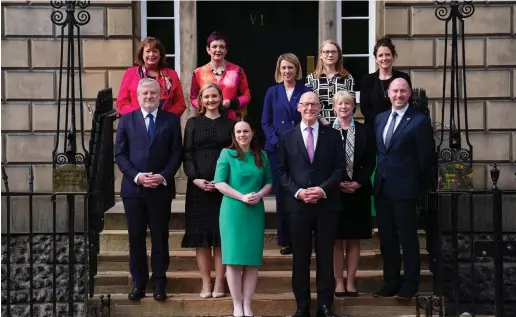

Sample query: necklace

[210,61,226,76]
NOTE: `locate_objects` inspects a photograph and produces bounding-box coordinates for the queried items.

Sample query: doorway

[197,1,319,146]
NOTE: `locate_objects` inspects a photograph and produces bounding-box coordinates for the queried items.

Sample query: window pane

[341,0,369,17]
[147,1,175,17]
[147,20,175,54]
[166,56,175,69]
[341,19,369,54]
[343,57,369,92]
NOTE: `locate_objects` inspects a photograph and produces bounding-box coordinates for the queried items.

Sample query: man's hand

[222,100,231,108]
[137,172,155,186]
[142,173,165,188]
[241,192,260,205]
[305,187,325,203]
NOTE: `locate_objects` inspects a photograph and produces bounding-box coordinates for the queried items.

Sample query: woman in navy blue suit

[261,53,310,255]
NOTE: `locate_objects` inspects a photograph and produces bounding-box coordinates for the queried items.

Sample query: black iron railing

[416,1,516,316]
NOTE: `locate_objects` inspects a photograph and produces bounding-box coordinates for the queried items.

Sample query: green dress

[214,148,272,266]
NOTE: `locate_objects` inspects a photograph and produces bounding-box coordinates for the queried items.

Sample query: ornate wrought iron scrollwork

[416,295,445,317]
[434,0,477,191]
[50,0,91,26]
[435,0,475,21]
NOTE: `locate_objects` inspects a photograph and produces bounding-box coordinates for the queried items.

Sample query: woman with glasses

[306,40,355,126]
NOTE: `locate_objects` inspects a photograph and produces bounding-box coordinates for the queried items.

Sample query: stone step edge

[95,269,433,279]
[99,229,427,235]
[98,249,429,259]
[103,292,419,304]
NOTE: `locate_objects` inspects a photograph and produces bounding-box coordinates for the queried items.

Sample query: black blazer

[360,70,411,125]
[277,123,346,213]
[114,109,183,199]
[340,122,376,195]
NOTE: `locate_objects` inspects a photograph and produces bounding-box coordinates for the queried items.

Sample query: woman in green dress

[214,119,273,317]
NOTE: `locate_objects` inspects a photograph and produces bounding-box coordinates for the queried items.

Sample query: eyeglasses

[298,102,320,109]
[321,50,339,56]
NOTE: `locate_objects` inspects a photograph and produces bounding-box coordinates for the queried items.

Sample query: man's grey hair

[137,78,160,93]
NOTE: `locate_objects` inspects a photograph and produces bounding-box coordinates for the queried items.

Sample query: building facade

[2,0,516,198]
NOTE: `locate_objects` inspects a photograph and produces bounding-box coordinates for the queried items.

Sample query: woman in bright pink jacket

[116,37,186,117]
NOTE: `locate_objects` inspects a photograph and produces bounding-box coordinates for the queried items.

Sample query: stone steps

[105,197,278,230]
[98,196,434,317]
[97,249,430,272]
[94,270,434,295]
[107,293,422,317]
[99,229,428,252]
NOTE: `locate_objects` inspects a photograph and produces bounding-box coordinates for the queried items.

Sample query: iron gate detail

[416,1,516,316]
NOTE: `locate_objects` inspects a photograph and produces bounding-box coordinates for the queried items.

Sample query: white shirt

[134,107,166,186]
[294,121,326,199]
[382,104,409,143]
[141,107,158,129]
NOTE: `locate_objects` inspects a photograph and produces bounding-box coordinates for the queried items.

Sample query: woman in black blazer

[360,37,412,125]
[331,91,376,297]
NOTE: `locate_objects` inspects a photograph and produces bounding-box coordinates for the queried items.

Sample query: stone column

[319,0,338,43]
[175,0,197,194]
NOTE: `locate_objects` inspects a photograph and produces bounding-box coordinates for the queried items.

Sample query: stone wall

[383,1,516,190]
[1,235,86,317]
[1,1,134,198]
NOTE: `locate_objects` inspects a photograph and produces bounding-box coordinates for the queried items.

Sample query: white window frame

[336,0,377,102]
[140,0,181,75]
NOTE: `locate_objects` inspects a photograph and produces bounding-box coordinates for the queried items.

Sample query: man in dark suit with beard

[115,78,183,301]
[277,91,345,317]
[372,77,434,299]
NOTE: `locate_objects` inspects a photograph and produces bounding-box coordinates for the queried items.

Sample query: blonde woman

[182,83,233,298]
[261,53,310,255]
[331,91,376,297]
[306,40,355,125]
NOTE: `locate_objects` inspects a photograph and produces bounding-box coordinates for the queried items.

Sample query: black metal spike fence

[1,1,115,316]
[415,1,516,316]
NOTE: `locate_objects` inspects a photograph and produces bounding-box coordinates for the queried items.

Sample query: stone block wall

[383,1,516,190]
[1,1,134,205]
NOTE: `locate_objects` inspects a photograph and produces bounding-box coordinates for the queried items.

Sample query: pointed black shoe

[292,309,310,317]
[280,246,292,255]
[128,287,145,301]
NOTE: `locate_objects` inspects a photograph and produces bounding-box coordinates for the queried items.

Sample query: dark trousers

[268,151,290,246]
[289,207,338,311]
[123,196,172,290]
[375,191,420,293]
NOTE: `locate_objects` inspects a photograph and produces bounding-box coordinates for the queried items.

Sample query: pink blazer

[116,66,187,117]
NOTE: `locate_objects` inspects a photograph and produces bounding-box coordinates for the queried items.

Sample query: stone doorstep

[104,197,276,230]
[94,270,434,295]
[98,230,428,253]
[97,249,430,272]
[107,293,419,317]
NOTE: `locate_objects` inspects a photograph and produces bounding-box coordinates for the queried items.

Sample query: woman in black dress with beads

[360,37,412,125]
[182,83,233,299]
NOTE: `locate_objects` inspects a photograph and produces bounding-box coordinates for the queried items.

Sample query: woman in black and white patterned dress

[306,39,355,125]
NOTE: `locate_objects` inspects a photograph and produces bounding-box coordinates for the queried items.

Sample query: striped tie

[345,126,355,179]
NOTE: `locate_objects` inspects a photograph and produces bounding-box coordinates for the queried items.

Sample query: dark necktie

[384,111,398,148]
[147,113,155,140]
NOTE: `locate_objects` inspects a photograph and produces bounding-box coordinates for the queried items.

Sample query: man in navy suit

[372,78,434,299]
[115,78,183,301]
[277,92,345,317]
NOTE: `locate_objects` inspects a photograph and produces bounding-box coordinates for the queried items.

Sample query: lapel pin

[406,117,411,121]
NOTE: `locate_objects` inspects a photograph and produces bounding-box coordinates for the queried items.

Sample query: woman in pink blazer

[116,37,186,117]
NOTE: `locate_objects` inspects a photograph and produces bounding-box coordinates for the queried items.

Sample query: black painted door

[197,1,319,146]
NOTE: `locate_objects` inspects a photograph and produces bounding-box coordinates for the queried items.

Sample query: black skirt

[335,189,372,240]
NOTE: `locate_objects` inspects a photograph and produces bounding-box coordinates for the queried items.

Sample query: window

[140,1,180,74]
[336,0,376,101]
